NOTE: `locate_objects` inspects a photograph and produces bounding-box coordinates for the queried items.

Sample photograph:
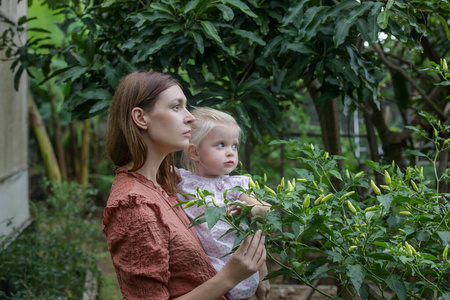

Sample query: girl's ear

[187,144,200,162]
[131,107,149,130]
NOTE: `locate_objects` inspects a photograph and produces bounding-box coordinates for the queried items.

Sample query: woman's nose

[186,110,195,124]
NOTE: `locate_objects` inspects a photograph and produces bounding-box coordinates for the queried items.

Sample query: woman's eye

[173,105,180,110]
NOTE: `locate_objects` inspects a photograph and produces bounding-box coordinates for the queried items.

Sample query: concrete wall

[0,0,30,241]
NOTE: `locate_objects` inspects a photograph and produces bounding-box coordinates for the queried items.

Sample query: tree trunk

[48,83,68,181]
[363,109,383,185]
[78,119,91,185]
[304,77,342,164]
[28,94,61,183]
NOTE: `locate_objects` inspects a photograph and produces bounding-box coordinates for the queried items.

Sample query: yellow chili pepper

[254,181,260,190]
[443,244,449,261]
[346,169,350,179]
[399,211,411,216]
[411,180,419,192]
[347,201,357,214]
[248,177,256,189]
[197,186,205,198]
[314,195,324,205]
[355,171,364,179]
[340,191,355,200]
[384,170,391,186]
[321,193,333,203]
[303,194,310,209]
[364,205,377,212]
[349,245,357,251]
[371,180,381,195]
[264,185,276,196]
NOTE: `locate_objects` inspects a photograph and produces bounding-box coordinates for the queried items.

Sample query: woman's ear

[131,107,149,130]
[187,144,200,162]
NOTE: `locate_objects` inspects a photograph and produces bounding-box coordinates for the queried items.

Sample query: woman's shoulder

[107,167,171,208]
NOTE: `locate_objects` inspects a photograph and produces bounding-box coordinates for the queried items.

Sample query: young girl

[103,71,267,300]
[177,107,271,300]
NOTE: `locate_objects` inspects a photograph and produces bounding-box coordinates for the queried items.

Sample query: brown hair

[106,71,180,194]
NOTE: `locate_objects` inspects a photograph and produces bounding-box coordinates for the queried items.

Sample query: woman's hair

[106,71,180,194]
[181,107,242,173]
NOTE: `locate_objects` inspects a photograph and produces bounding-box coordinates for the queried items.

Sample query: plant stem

[266,252,333,298]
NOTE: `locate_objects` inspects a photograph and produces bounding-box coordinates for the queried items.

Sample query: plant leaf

[200,21,223,43]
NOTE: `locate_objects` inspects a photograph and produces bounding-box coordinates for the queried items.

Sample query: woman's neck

[136,150,166,184]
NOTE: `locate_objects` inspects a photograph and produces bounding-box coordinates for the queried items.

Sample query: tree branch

[373,45,445,120]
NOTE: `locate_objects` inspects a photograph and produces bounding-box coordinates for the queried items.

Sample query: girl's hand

[226,200,246,216]
[221,230,266,285]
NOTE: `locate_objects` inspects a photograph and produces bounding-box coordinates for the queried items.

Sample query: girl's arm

[238,193,271,217]
[174,230,266,300]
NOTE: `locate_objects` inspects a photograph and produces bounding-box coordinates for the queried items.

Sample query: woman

[103,71,267,300]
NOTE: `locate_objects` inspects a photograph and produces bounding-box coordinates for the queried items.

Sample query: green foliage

[0,181,101,299]
[189,113,450,298]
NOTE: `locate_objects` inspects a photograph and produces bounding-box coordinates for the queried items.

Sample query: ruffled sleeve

[103,194,171,299]
[226,175,249,201]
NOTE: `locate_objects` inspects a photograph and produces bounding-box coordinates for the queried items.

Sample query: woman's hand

[221,230,266,286]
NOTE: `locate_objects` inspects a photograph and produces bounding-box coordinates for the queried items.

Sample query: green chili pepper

[346,169,350,179]
[443,244,449,261]
[399,211,411,216]
[349,245,357,251]
[183,200,196,209]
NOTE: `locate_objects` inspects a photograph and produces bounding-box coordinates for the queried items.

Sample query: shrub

[185,113,450,299]
[0,181,101,299]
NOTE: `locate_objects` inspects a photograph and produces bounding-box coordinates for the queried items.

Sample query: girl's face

[194,124,240,178]
[145,85,195,155]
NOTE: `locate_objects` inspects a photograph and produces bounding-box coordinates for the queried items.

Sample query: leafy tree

[1,0,449,188]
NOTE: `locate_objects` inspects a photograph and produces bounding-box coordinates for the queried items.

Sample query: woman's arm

[255,262,270,300]
[174,230,266,300]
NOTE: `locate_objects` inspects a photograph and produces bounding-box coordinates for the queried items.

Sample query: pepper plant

[178,114,450,299]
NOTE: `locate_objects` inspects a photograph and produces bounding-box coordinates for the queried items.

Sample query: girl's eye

[173,105,180,110]
[232,144,238,149]
[217,143,225,148]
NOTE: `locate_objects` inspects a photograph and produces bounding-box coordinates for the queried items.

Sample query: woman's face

[145,85,195,155]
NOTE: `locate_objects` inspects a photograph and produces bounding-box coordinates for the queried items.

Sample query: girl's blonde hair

[181,107,242,172]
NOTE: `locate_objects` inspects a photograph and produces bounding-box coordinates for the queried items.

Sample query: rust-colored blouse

[103,168,228,300]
